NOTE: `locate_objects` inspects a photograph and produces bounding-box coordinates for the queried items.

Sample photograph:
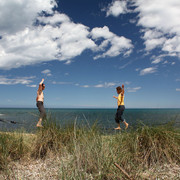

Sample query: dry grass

[0,119,179,179]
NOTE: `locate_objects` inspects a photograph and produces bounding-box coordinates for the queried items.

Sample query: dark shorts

[36,101,46,119]
[115,105,125,123]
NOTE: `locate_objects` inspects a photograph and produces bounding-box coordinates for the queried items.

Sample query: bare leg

[123,121,128,129]
[114,123,121,130]
[36,118,43,127]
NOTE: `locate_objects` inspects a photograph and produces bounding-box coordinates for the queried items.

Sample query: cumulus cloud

[0,0,56,35]
[0,76,35,85]
[37,12,70,25]
[176,88,180,92]
[105,0,129,17]
[135,0,180,34]
[0,18,96,69]
[134,0,180,59]
[0,0,133,70]
[91,26,133,59]
[140,67,157,76]
[105,0,180,62]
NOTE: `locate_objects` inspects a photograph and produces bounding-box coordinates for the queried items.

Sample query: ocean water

[0,108,180,133]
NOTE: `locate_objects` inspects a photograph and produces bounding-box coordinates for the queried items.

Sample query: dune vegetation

[0,118,180,179]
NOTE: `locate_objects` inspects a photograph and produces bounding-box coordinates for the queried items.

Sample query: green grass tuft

[0,118,179,179]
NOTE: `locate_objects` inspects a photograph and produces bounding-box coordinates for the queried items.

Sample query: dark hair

[42,83,45,87]
[116,86,122,94]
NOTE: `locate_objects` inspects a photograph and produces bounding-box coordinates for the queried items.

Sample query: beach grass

[0,118,180,179]
[0,131,31,170]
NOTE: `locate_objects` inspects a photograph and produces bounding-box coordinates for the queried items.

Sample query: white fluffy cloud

[105,0,180,62]
[0,16,96,69]
[135,0,180,59]
[0,0,133,70]
[105,0,129,17]
[91,26,133,59]
[0,0,56,35]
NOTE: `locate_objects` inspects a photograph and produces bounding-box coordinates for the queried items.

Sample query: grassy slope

[0,120,180,179]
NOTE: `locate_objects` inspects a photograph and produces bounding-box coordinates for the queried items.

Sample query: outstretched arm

[39,78,44,85]
[113,96,118,99]
[38,78,44,91]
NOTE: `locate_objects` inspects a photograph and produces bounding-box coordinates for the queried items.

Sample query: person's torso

[117,93,124,106]
[37,90,44,102]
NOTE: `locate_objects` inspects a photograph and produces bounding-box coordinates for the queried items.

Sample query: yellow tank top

[117,93,124,106]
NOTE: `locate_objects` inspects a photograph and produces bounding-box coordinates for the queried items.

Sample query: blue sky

[0,0,180,108]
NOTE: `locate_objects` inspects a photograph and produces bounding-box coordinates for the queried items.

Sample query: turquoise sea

[0,108,180,133]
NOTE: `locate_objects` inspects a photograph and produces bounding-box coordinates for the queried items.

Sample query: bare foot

[114,127,121,130]
[36,124,43,128]
[125,123,129,129]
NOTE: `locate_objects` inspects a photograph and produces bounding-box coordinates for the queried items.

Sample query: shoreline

[1,107,180,110]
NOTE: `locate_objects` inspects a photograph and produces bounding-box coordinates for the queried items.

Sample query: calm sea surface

[0,108,180,133]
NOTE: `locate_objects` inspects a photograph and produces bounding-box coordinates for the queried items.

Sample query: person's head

[116,86,122,94]
[42,83,45,90]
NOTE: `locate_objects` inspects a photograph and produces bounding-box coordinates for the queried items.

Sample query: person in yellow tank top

[113,85,128,130]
